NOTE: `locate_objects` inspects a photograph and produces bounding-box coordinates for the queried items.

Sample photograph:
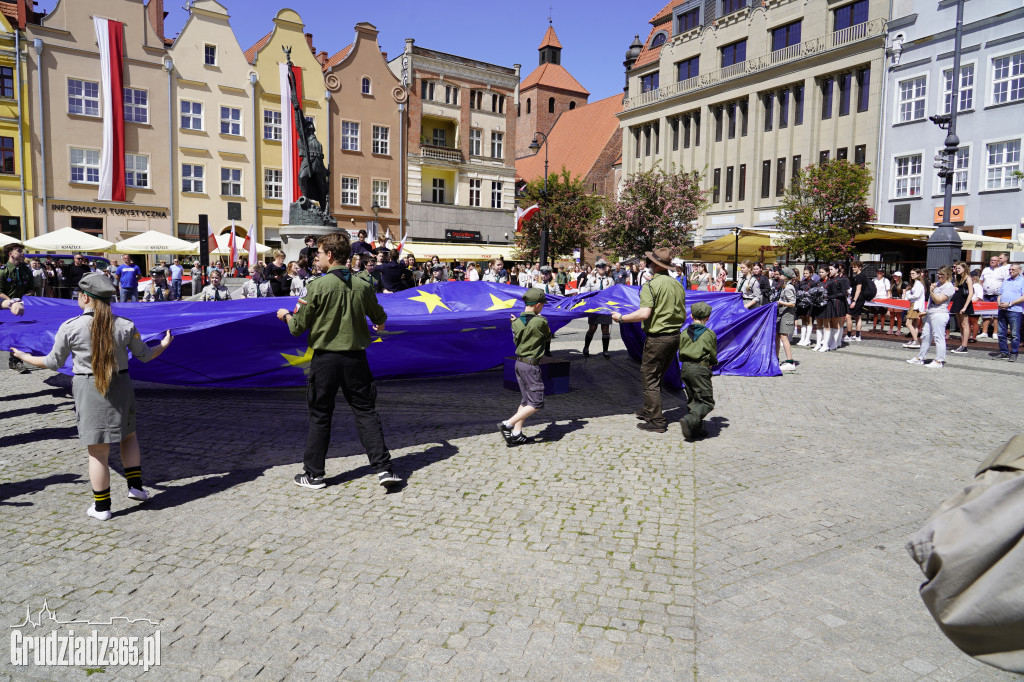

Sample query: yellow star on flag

[485,294,517,311]
[571,301,589,310]
[408,291,451,313]
[372,337,383,343]
[281,346,314,367]
[584,307,610,313]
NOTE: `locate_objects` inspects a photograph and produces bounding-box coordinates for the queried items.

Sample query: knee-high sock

[601,334,610,353]
[583,330,595,353]
[814,328,824,350]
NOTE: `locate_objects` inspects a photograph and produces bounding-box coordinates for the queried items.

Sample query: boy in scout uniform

[498,287,551,447]
[199,270,232,301]
[2,243,32,371]
[240,265,274,298]
[678,302,717,442]
[612,247,687,433]
[276,232,401,490]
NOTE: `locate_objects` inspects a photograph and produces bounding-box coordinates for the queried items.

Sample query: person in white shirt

[580,260,615,357]
[467,263,481,281]
[481,260,505,283]
[902,268,927,349]
[240,266,274,298]
[908,265,956,368]
[978,255,1008,339]
[870,269,891,332]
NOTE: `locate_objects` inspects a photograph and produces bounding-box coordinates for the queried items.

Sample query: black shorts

[850,297,868,316]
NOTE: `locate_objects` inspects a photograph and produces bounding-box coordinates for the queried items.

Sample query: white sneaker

[780,362,796,371]
[925,360,944,369]
[127,487,149,501]
[977,333,989,339]
[906,357,925,365]
[87,504,111,521]
[843,335,852,342]
[817,346,829,353]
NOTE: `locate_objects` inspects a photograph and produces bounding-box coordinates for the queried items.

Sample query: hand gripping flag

[515,204,540,232]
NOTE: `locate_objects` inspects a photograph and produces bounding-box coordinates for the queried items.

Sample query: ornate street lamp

[528,132,550,266]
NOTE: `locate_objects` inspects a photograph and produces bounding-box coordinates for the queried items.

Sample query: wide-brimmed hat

[644,247,674,270]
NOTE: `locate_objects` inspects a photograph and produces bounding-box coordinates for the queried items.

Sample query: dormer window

[675,0,702,33]
[650,32,667,49]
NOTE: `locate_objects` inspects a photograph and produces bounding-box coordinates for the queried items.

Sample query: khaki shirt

[44,311,154,373]
[678,324,718,366]
[200,284,232,301]
[240,279,274,298]
[511,313,551,360]
[287,265,386,351]
[639,272,686,334]
[0,260,32,299]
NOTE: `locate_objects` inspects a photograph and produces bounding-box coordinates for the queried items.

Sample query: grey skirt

[72,372,137,445]
[587,313,613,325]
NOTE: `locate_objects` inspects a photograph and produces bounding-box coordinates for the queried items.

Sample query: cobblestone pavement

[0,319,1018,680]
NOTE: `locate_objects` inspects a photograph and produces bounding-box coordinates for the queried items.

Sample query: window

[125,154,148,188]
[761,160,771,198]
[548,96,556,112]
[682,115,691,149]
[204,44,216,66]
[0,67,13,98]
[469,128,482,156]
[776,158,786,195]
[725,166,734,202]
[341,121,359,151]
[676,0,701,32]
[263,109,282,140]
[372,125,389,155]
[421,81,435,101]
[712,168,721,203]
[941,64,973,114]
[985,140,1021,190]
[838,73,852,116]
[794,85,804,125]
[470,90,483,110]
[70,148,100,184]
[0,136,13,173]
[264,168,282,199]
[634,127,642,158]
[220,106,241,136]
[445,84,458,105]
[491,181,503,209]
[362,77,371,95]
[740,98,748,136]
[431,177,445,204]
[779,89,789,129]
[792,155,801,181]
[763,93,773,132]
[341,177,359,205]
[727,102,736,139]
[991,52,1023,105]
[936,147,970,194]
[677,56,699,82]
[694,112,701,146]
[124,88,148,124]
[833,0,868,31]
[372,179,389,208]
[897,76,927,123]
[492,94,505,113]
[854,144,866,166]
[469,178,481,207]
[714,106,723,142]
[894,154,923,198]
[671,117,679,151]
[180,100,203,130]
[738,164,746,200]
[431,128,446,147]
[819,150,830,165]
[641,73,659,93]
[181,164,204,193]
[721,40,746,68]
[771,21,802,52]
[68,79,100,117]
[821,78,834,119]
[491,132,503,159]
[645,126,651,155]
[653,121,660,154]
[836,147,848,161]
[721,0,748,16]
[857,67,871,112]
[221,167,241,196]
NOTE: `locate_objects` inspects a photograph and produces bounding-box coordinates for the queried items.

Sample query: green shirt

[511,312,551,360]
[639,271,687,334]
[0,260,32,299]
[678,324,717,365]
[287,265,386,351]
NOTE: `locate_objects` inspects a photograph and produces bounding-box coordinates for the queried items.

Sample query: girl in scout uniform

[10,273,173,520]
[579,259,615,358]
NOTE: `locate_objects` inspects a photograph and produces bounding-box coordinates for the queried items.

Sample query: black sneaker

[680,420,694,442]
[637,421,667,433]
[498,421,513,442]
[506,433,529,447]
[377,470,402,487]
[997,353,1010,360]
[1011,355,1019,363]
[602,351,611,359]
[293,472,326,489]
[950,346,967,354]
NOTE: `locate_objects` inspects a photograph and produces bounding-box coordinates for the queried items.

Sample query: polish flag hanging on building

[515,204,540,232]
[94,17,125,202]
[228,221,238,266]
[279,63,303,224]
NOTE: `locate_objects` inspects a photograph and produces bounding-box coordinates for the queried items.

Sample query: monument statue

[283,46,336,228]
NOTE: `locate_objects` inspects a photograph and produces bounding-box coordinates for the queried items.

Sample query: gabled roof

[538,26,562,50]
[515,94,622,183]
[244,31,272,64]
[631,27,663,70]
[323,45,352,70]
[520,62,589,95]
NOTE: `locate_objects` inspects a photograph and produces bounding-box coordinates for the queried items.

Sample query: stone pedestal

[278,197,341,262]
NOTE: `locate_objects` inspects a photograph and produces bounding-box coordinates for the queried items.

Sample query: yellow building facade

[0,12,33,241]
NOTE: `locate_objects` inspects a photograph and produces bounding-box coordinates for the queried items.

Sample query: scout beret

[782,267,797,279]
[690,302,712,319]
[522,288,546,304]
[79,272,116,300]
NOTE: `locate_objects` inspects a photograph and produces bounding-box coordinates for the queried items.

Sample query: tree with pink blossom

[514,168,604,263]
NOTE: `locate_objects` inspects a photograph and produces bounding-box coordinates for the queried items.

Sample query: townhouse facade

[876,0,1024,256]
[390,42,519,245]
[619,0,888,243]
[0,10,33,241]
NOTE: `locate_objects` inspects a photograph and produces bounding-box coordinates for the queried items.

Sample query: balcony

[624,19,885,112]
[420,144,463,163]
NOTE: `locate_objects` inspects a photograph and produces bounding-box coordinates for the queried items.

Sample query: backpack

[862,277,877,300]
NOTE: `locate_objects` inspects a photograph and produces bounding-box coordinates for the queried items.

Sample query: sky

[158,0,646,102]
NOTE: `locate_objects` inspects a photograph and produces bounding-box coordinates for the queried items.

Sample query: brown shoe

[637,421,667,433]
[634,410,648,421]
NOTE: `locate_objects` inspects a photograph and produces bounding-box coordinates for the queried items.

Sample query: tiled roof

[538,26,562,50]
[515,94,622,183]
[244,31,272,64]
[631,27,662,69]
[0,4,17,22]
[650,0,677,24]
[520,63,589,95]
[323,45,352,70]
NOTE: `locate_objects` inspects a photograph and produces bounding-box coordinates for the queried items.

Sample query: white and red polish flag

[515,204,540,232]
[243,225,257,267]
[279,63,303,224]
[94,17,125,202]
[206,219,217,254]
[228,221,238,266]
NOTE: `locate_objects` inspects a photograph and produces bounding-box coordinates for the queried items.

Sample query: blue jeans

[998,309,1022,355]
[170,280,182,300]
[119,286,138,303]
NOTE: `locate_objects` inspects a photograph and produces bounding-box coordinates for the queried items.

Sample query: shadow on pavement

[0,426,79,449]
[0,403,63,420]
[0,472,83,506]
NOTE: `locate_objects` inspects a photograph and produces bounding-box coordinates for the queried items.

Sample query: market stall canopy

[0,233,21,247]
[192,232,272,256]
[402,240,518,262]
[692,229,783,261]
[866,223,1024,251]
[22,227,114,252]
[113,230,197,254]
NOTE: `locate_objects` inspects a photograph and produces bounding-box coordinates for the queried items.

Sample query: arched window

[569,101,576,110]
[526,98,531,114]
[548,97,555,113]
[361,77,371,95]
[651,32,667,48]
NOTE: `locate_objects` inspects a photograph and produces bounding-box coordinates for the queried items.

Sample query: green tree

[595,167,709,260]
[514,169,605,263]
[775,160,876,263]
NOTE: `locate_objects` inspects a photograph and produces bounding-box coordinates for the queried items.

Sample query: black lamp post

[528,131,550,267]
[732,226,742,281]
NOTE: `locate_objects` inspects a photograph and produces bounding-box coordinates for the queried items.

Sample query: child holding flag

[498,288,551,447]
